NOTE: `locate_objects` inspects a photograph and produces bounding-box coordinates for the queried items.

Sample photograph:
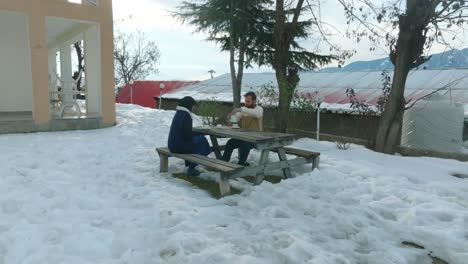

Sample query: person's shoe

[238,162,250,167]
[187,167,201,177]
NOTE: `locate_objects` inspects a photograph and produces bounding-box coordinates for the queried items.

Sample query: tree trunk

[276,73,290,132]
[273,0,288,132]
[74,42,84,91]
[272,0,304,132]
[229,0,242,108]
[375,27,416,153]
[235,36,246,107]
[229,37,241,107]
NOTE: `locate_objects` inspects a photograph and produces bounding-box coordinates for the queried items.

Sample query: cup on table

[230,113,240,129]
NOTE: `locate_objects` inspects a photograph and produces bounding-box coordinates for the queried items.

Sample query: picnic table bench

[157,127,320,196]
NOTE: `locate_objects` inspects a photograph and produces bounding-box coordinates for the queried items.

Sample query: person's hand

[228,108,241,120]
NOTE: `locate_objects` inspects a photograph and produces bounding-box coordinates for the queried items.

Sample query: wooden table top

[193,126,295,144]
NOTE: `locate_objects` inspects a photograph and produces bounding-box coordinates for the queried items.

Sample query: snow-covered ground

[1,104,467,264]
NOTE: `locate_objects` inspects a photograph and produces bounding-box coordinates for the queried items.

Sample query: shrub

[196,98,224,126]
[336,138,351,150]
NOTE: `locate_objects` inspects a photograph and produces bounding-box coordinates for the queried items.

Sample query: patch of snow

[0,104,467,263]
[462,141,468,154]
[319,102,376,114]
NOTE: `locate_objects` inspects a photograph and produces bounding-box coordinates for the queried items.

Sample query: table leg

[210,135,222,159]
[277,147,292,179]
[219,174,230,197]
[312,156,320,170]
[159,154,169,173]
[254,149,270,185]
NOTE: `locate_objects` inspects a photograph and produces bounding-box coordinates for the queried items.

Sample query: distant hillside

[322,48,468,72]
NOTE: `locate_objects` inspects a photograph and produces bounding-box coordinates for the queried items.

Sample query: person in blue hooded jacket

[168,96,211,176]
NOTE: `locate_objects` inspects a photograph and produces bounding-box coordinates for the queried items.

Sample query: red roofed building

[116,81,198,108]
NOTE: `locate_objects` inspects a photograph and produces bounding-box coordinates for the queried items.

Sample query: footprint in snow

[433,212,454,222]
[2,200,22,214]
[272,233,294,249]
[40,188,56,199]
[26,163,39,169]
[44,229,63,245]
[15,169,28,177]
[159,248,177,259]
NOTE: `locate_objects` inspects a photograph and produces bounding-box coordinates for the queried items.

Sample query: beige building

[0,0,115,134]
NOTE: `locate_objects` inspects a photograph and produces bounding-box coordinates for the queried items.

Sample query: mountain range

[321,48,468,72]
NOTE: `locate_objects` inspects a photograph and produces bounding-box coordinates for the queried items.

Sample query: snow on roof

[161,69,468,106]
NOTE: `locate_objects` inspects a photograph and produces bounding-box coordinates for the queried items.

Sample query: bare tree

[113,30,161,86]
[73,41,84,91]
[339,0,468,153]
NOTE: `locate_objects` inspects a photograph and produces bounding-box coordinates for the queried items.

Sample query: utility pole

[129,80,134,104]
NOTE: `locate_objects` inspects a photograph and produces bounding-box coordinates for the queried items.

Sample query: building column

[28,10,50,124]
[99,0,116,125]
[84,25,101,115]
[48,50,57,92]
[60,44,73,87]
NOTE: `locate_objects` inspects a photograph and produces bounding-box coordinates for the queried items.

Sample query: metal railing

[67,0,99,7]
[85,0,98,6]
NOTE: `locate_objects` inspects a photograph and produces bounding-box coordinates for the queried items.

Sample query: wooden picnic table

[193,127,319,194]
[157,127,320,196]
[193,127,295,156]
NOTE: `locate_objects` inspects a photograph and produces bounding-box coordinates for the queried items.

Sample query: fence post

[316,96,323,142]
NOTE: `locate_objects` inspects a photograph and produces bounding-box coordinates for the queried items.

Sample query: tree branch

[405,76,467,109]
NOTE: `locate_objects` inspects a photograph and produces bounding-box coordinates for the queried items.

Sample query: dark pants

[221,139,255,165]
[186,135,212,169]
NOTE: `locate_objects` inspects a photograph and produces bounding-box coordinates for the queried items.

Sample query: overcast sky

[112,0,468,81]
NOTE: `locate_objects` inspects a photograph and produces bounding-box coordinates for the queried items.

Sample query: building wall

[117,81,199,109]
[0,10,33,112]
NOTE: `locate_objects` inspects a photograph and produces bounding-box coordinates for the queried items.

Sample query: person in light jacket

[221,92,263,166]
[168,96,211,176]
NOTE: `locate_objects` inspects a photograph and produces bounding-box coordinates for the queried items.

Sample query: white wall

[0,10,33,112]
